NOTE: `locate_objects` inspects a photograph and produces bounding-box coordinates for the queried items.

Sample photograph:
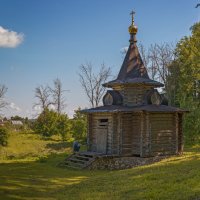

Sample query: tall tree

[79,63,111,107]
[169,22,200,143]
[71,107,87,140]
[34,85,51,111]
[0,85,8,111]
[175,23,200,102]
[50,78,66,113]
[148,43,174,85]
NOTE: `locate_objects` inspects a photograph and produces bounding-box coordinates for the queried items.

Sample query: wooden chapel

[82,12,186,157]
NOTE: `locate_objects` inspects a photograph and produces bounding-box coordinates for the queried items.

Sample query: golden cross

[130,10,135,25]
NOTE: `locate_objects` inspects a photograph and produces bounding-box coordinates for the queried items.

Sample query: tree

[11,115,24,121]
[71,107,87,141]
[168,22,200,143]
[0,85,8,111]
[57,113,71,140]
[79,63,111,107]
[0,127,8,146]
[34,108,59,137]
[50,78,66,113]
[34,85,52,111]
[34,108,71,139]
[175,23,200,102]
[137,43,175,103]
[165,60,180,106]
[149,43,175,86]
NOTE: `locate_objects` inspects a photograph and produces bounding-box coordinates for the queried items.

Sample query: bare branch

[79,63,111,107]
[34,85,52,112]
[142,43,175,84]
[50,78,67,113]
[0,85,8,111]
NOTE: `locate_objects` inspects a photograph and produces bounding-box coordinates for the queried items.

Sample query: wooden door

[96,129,107,154]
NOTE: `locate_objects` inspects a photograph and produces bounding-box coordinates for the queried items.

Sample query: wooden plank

[178,113,183,154]
[140,112,144,157]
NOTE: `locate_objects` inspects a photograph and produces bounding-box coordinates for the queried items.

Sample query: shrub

[71,108,87,141]
[34,108,71,139]
[34,109,59,137]
[0,127,9,146]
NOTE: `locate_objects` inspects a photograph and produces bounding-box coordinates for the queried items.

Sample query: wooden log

[140,112,144,157]
[178,113,183,154]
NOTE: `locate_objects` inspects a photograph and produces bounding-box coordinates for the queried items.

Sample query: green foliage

[176,23,200,100]
[11,115,24,121]
[0,127,8,146]
[34,107,87,141]
[57,113,72,141]
[71,107,87,141]
[181,100,200,144]
[167,22,200,144]
[34,109,71,139]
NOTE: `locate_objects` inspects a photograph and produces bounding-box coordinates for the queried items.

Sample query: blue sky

[0,0,199,118]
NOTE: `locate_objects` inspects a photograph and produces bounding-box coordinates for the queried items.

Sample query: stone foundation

[88,155,168,170]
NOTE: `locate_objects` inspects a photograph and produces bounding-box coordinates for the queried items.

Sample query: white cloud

[9,102,21,111]
[0,26,24,48]
[33,105,42,112]
[120,46,128,53]
[67,109,75,119]
[49,104,56,110]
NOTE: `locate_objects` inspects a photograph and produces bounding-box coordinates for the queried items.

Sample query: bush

[34,109,71,140]
[71,108,87,141]
[0,127,9,146]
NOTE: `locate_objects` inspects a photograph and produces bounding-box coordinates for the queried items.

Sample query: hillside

[0,131,200,200]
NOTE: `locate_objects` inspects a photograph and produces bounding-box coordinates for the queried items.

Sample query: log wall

[88,111,182,157]
[140,112,150,157]
[121,113,133,155]
[132,113,141,155]
[112,113,120,154]
[120,112,141,156]
[87,114,92,151]
[146,113,177,156]
[123,86,153,106]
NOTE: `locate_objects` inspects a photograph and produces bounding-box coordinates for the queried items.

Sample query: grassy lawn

[0,132,200,200]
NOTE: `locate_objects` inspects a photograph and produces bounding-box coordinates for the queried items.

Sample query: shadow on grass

[0,150,200,200]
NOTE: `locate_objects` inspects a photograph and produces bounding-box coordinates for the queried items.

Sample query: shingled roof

[103,15,163,88]
[81,104,187,113]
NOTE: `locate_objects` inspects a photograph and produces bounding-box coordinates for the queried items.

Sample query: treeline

[167,22,200,143]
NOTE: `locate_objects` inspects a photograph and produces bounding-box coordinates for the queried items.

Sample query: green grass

[0,131,73,160]
[0,131,200,200]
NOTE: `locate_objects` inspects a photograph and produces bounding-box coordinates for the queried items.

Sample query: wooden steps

[60,152,101,169]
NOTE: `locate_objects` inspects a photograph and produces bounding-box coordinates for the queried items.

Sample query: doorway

[96,119,108,154]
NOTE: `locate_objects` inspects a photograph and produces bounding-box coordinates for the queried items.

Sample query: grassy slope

[0,132,200,200]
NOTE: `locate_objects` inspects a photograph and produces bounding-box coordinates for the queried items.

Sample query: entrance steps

[60,152,103,169]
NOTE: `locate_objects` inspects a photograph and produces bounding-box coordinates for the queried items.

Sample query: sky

[0,0,199,118]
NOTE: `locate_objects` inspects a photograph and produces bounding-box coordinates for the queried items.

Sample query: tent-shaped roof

[103,14,163,88]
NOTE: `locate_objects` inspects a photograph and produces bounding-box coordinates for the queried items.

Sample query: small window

[100,119,108,123]
[98,119,108,127]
